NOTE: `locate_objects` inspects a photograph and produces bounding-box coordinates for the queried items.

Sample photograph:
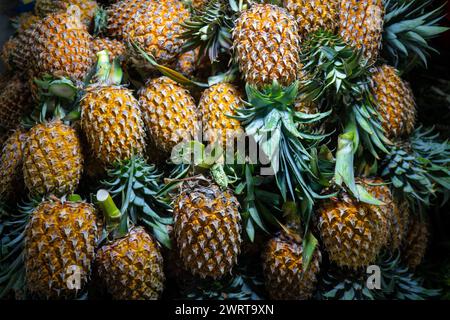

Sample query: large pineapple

[138,77,198,156]
[370,64,416,139]
[0,129,28,201]
[81,51,146,167]
[233,4,302,88]
[198,83,243,147]
[262,227,321,300]
[23,120,83,196]
[95,226,165,300]
[283,0,338,38]
[34,0,98,26]
[0,76,33,131]
[317,178,393,269]
[25,198,98,299]
[339,0,384,65]
[403,216,429,269]
[173,178,242,279]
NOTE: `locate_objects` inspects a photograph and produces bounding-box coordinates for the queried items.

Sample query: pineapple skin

[175,49,199,77]
[339,0,384,65]
[34,0,98,26]
[371,65,416,139]
[233,4,302,88]
[138,77,198,156]
[198,83,243,147]
[95,227,165,300]
[403,216,429,269]
[0,76,33,131]
[25,199,98,299]
[91,37,126,62]
[389,198,410,250]
[283,0,339,38]
[23,121,83,197]
[81,86,146,167]
[0,129,28,201]
[174,180,242,279]
[317,178,393,269]
[262,230,321,300]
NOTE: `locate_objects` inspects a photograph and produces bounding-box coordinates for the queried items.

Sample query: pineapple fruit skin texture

[95,227,165,300]
[283,0,339,38]
[91,38,127,62]
[198,83,243,147]
[317,178,393,269]
[138,77,198,155]
[263,231,322,300]
[371,65,417,139]
[175,49,199,77]
[25,199,98,299]
[0,76,33,131]
[389,198,410,250]
[339,0,384,65]
[403,216,429,269]
[23,121,83,197]
[174,180,242,279]
[233,4,302,88]
[0,129,27,200]
[34,0,98,26]
[81,86,146,167]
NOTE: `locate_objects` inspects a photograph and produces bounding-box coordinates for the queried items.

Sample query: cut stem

[96,189,121,231]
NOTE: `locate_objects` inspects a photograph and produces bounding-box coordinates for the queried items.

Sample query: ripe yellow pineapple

[95,226,165,300]
[173,178,242,279]
[262,227,321,300]
[34,0,98,26]
[23,120,83,196]
[317,178,393,269]
[233,4,302,88]
[0,129,28,201]
[138,77,198,156]
[403,216,429,269]
[25,197,98,299]
[0,76,33,131]
[370,64,416,139]
[283,0,339,38]
[198,83,243,146]
[339,0,384,64]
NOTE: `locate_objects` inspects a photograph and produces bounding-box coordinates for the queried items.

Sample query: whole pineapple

[262,227,321,300]
[138,77,198,156]
[283,0,338,38]
[370,64,416,139]
[34,0,98,26]
[23,120,83,196]
[95,226,165,300]
[25,198,97,299]
[317,178,393,269]
[339,0,384,64]
[403,216,429,269]
[173,178,242,279]
[0,129,28,201]
[233,4,302,88]
[0,76,33,131]
[198,83,243,147]
[81,51,146,167]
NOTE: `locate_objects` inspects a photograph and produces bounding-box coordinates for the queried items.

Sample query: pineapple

[14,12,41,34]
[34,0,98,26]
[25,197,98,299]
[173,178,242,279]
[91,37,126,62]
[95,226,165,300]
[403,216,429,269]
[0,76,33,131]
[81,51,146,167]
[283,0,338,38]
[339,0,384,65]
[138,76,198,156]
[262,227,321,300]
[1,38,17,71]
[388,198,410,250]
[233,4,302,88]
[370,64,416,139]
[198,83,243,147]
[192,0,210,10]
[0,129,28,201]
[175,49,199,77]
[317,178,393,269]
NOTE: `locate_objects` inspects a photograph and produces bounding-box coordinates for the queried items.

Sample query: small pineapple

[23,120,84,197]
[173,178,242,279]
[339,0,384,65]
[370,64,416,139]
[95,226,165,300]
[198,83,243,147]
[138,77,198,156]
[25,197,98,299]
[0,76,33,131]
[283,0,338,38]
[317,178,393,269]
[233,4,302,88]
[403,216,429,269]
[262,227,321,300]
[0,129,28,201]
[34,0,98,26]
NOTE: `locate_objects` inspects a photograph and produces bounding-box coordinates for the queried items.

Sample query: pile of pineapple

[0,0,449,300]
